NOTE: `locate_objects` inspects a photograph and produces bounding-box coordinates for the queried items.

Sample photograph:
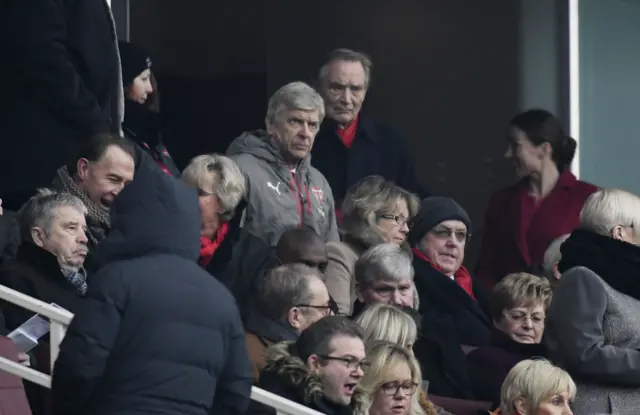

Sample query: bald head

[276,227,328,272]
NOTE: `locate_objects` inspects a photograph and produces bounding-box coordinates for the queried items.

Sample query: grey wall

[578,0,640,193]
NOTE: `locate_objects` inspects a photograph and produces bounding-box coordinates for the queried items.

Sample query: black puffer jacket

[51,154,252,415]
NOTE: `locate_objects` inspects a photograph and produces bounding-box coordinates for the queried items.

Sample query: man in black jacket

[0,0,123,210]
[51,153,252,414]
[312,48,428,213]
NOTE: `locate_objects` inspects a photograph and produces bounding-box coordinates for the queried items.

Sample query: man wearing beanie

[409,196,492,346]
[250,316,369,414]
[1,0,124,211]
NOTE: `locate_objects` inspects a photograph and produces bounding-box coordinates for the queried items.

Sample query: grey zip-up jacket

[227,130,339,246]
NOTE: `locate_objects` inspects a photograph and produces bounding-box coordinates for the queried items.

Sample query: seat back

[429,394,492,415]
[0,337,33,415]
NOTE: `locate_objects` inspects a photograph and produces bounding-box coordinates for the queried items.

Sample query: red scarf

[336,116,359,148]
[199,222,230,267]
[412,248,476,300]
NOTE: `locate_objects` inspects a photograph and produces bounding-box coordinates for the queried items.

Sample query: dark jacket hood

[261,341,369,415]
[93,152,200,264]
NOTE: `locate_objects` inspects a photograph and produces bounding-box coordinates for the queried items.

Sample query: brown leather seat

[0,336,33,414]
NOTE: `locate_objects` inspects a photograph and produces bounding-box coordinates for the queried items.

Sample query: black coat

[0,0,121,209]
[311,116,428,203]
[0,243,86,331]
[413,256,492,347]
[51,155,253,415]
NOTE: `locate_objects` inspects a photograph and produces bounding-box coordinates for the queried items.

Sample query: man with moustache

[312,49,428,217]
[227,81,338,247]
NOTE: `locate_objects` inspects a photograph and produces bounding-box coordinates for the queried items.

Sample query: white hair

[355,243,415,287]
[579,188,640,236]
[18,189,87,243]
[181,154,246,220]
[318,48,373,87]
[265,81,325,124]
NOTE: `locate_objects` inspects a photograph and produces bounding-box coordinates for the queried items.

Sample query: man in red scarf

[408,196,492,346]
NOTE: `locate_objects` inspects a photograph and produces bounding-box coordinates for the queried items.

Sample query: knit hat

[291,316,363,362]
[408,196,471,246]
[118,41,152,86]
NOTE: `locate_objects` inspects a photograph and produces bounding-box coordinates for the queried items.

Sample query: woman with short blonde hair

[499,359,575,415]
[362,341,450,415]
[355,303,417,348]
[544,188,640,414]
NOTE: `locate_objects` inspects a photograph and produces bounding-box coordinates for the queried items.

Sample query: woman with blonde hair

[362,341,450,415]
[498,359,575,415]
[355,303,418,347]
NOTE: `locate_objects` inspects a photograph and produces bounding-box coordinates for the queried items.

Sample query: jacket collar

[321,114,379,144]
[246,309,299,344]
[262,342,369,414]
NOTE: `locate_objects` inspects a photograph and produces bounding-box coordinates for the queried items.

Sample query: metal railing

[0,284,323,415]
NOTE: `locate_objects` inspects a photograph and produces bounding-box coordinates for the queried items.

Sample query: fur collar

[263,341,370,414]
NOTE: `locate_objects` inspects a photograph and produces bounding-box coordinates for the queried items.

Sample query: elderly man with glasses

[409,196,492,347]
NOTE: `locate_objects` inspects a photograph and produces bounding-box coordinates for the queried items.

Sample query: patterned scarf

[52,166,110,247]
[61,267,88,296]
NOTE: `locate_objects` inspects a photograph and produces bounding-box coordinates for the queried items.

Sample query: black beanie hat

[408,196,472,246]
[118,41,152,86]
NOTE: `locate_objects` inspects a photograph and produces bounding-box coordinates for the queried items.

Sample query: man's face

[358,279,414,308]
[32,206,88,272]
[311,335,366,406]
[290,277,333,332]
[320,60,367,127]
[76,145,135,209]
[418,219,467,276]
[267,109,320,164]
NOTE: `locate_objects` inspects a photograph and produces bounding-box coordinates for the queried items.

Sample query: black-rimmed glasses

[294,300,338,316]
[380,381,419,396]
[317,355,370,372]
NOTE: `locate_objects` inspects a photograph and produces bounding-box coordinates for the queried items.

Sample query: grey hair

[318,48,373,87]
[181,154,246,220]
[542,234,569,279]
[256,263,324,319]
[579,188,640,237]
[342,175,420,245]
[355,243,415,288]
[265,81,325,124]
[18,188,87,243]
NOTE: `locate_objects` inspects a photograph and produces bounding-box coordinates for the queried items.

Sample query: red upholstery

[0,337,33,415]
[429,394,492,415]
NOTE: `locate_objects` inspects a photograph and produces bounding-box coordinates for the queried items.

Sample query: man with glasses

[245,263,335,382]
[409,196,492,346]
[311,48,428,222]
[250,316,369,414]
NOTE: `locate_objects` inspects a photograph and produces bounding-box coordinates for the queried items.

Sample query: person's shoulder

[308,166,333,193]
[572,179,599,197]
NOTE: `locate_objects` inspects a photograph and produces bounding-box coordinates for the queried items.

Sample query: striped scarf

[61,267,88,296]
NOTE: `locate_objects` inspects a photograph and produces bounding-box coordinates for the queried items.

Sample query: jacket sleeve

[545,268,640,386]
[211,302,253,414]
[6,0,111,134]
[324,243,355,315]
[51,268,127,415]
[475,194,500,290]
[395,136,429,198]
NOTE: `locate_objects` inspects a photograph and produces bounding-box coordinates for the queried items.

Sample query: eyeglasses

[429,226,469,243]
[503,311,545,327]
[378,213,410,227]
[380,381,419,396]
[317,355,370,372]
[294,300,338,316]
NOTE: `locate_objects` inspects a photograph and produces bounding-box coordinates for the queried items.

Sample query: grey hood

[227,130,311,173]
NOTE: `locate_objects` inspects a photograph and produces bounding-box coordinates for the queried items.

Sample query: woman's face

[534,391,573,415]
[128,69,154,104]
[376,199,410,245]
[495,303,546,344]
[370,361,416,415]
[505,127,550,178]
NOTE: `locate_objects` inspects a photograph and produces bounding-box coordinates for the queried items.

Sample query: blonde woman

[355,303,417,347]
[498,359,575,415]
[362,341,450,415]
